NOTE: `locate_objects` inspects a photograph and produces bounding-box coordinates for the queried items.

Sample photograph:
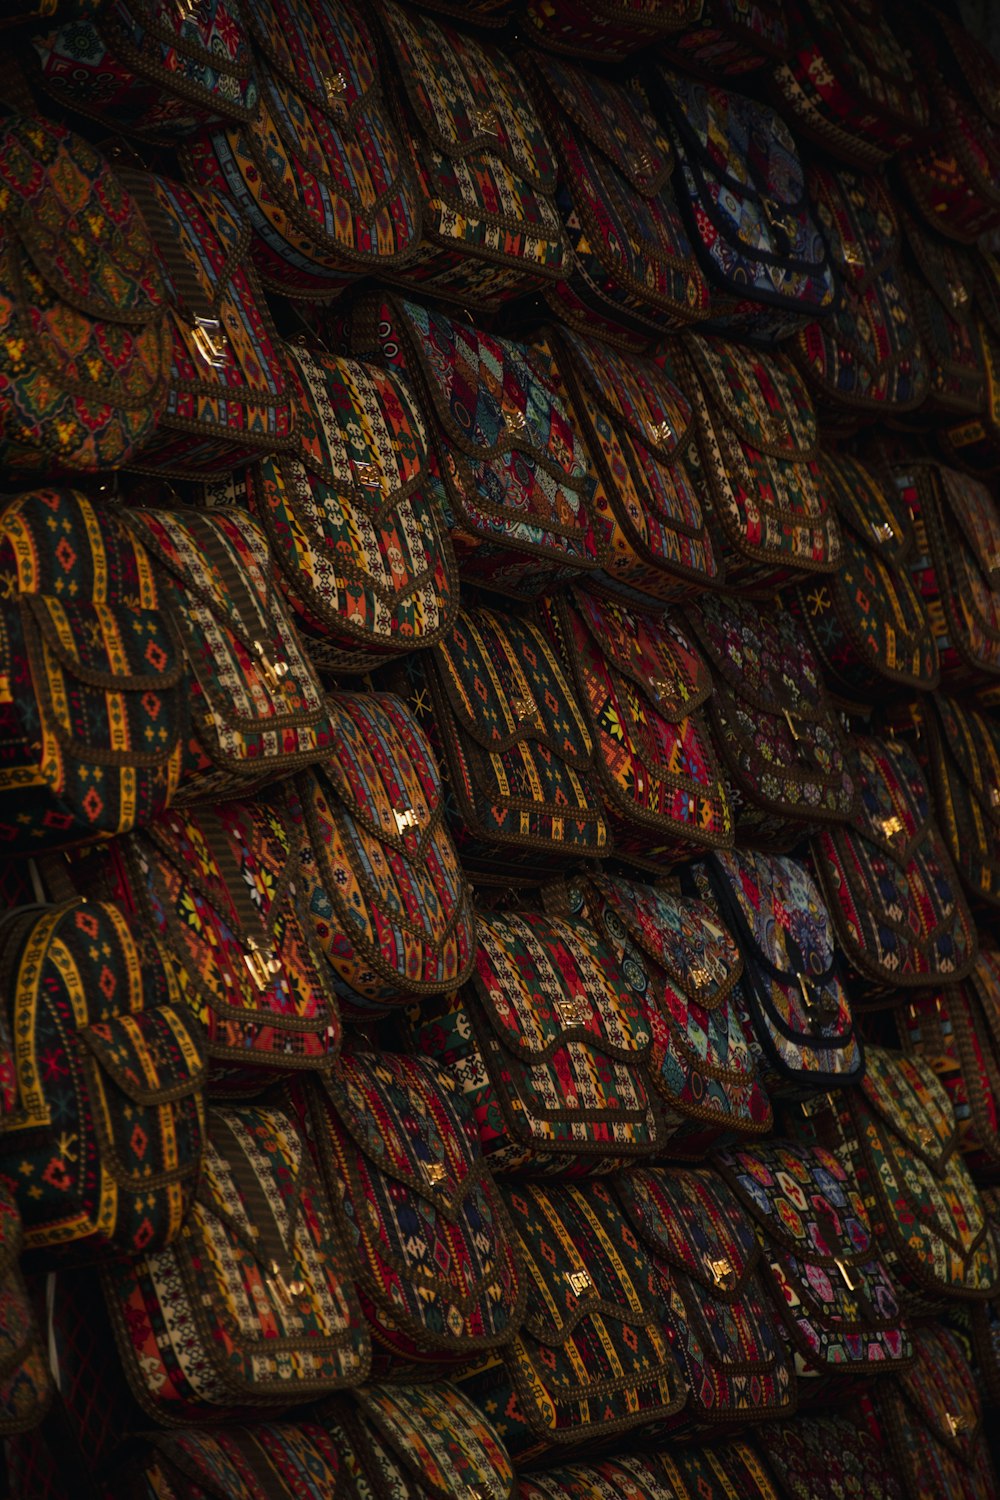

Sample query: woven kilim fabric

[0,488,185,852]
[541,589,732,867]
[820,1047,1000,1307]
[377,0,566,306]
[651,68,835,337]
[104,1105,370,1423]
[522,0,698,62]
[0,115,169,474]
[0,898,205,1259]
[182,0,420,297]
[213,339,456,672]
[703,850,862,1094]
[355,295,599,598]
[0,1186,51,1435]
[812,733,977,994]
[757,1414,904,1500]
[715,1139,911,1381]
[302,1052,523,1363]
[296,691,474,1017]
[124,505,334,797]
[119,1422,345,1500]
[617,1166,796,1428]
[525,57,708,349]
[921,694,1000,910]
[407,908,660,1174]
[901,88,1000,246]
[582,872,771,1153]
[901,216,984,414]
[685,337,838,588]
[458,1179,686,1462]
[32,0,257,139]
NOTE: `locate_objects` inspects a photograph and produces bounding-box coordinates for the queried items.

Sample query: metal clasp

[192,316,227,369]
[354,461,383,488]
[879,814,904,838]
[648,420,674,445]
[782,707,801,742]
[566,1269,592,1296]
[708,1256,734,1288]
[243,939,280,992]
[834,1258,859,1292]
[556,996,587,1027]
[394,807,419,835]
[252,641,291,694]
[421,1160,446,1185]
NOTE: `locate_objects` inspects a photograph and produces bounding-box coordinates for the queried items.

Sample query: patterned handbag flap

[0,115,166,329]
[808,164,899,284]
[433,607,592,765]
[0,1183,52,1435]
[690,337,817,459]
[394,299,588,496]
[617,1167,759,1298]
[0,899,205,1255]
[531,52,672,196]
[757,1416,904,1500]
[382,0,556,194]
[906,216,978,330]
[895,1324,981,1459]
[118,169,291,454]
[471,911,652,1064]
[106,1105,369,1406]
[499,1179,684,1427]
[315,1052,522,1352]
[520,1454,695,1500]
[715,1140,872,1265]
[134,796,340,1071]
[548,590,732,855]
[939,465,1000,590]
[34,0,257,136]
[589,872,742,1012]
[125,505,331,765]
[710,850,837,991]
[656,67,835,312]
[824,450,911,562]
[352,1382,515,1499]
[933,696,1000,830]
[816,735,977,985]
[299,692,475,1004]
[685,594,853,822]
[134,1424,344,1500]
[561,329,694,472]
[246,0,377,124]
[858,1048,956,1177]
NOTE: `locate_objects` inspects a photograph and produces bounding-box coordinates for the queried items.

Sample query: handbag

[539,589,733,868]
[866,1324,999,1500]
[459,1179,686,1463]
[891,461,1000,687]
[212,338,457,672]
[793,164,928,415]
[650,68,836,339]
[0,113,170,475]
[520,1445,783,1500]
[406,908,661,1175]
[295,691,475,1019]
[0,488,185,852]
[756,1415,904,1500]
[900,90,1000,246]
[790,449,939,702]
[941,249,1000,477]
[376,0,566,308]
[663,0,790,77]
[350,294,599,598]
[901,216,985,415]
[544,326,721,601]
[919,693,1000,910]
[115,170,293,479]
[616,1166,796,1428]
[0,1185,52,1435]
[521,0,699,61]
[322,1382,516,1499]
[685,336,840,589]
[402,606,608,877]
[772,0,930,168]
[300,1052,523,1367]
[806,1047,1000,1308]
[0,898,205,1260]
[684,594,855,844]
[103,1104,370,1424]
[523,55,709,349]
[82,792,341,1092]
[30,0,257,139]
[112,1423,346,1500]
[182,0,421,299]
[699,850,862,1096]
[580,871,772,1154]
[713,1139,912,1385]
[123,505,335,798]
[903,943,1000,1175]
[811,733,977,995]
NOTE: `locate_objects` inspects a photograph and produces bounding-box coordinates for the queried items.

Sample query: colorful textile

[922,694,1000,908]
[757,1415,904,1500]
[0,1187,51,1436]
[522,0,698,61]
[902,216,984,413]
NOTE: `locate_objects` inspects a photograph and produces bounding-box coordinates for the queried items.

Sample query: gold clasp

[511,694,535,721]
[243,939,280,992]
[473,106,500,135]
[879,814,904,838]
[504,408,527,433]
[708,1255,734,1288]
[871,519,896,544]
[354,461,383,488]
[325,72,349,109]
[947,1412,969,1437]
[648,420,674,445]
[556,996,588,1027]
[990,787,1000,809]
[192,315,227,369]
[394,807,419,835]
[762,197,798,243]
[566,1269,592,1296]
[834,1258,859,1291]
[252,641,291,694]
[268,1260,306,1307]
[421,1160,446,1185]
[782,707,801,742]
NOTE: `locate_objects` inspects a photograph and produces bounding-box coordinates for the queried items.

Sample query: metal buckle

[688,965,710,988]
[473,106,500,135]
[421,1160,446,1185]
[504,408,527,433]
[325,71,349,108]
[648,420,674,445]
[566,1269,592,1296]
[243,941,280,992]
[394,807,419,835]
[991,787,1000,809]
[947,1412,969,1437]
[354,461,383,488]
[762,197,798,243]
[871,519,896,544]
[949,281,971,309]
[708,1255,734,1288]
[834,1258,859,1292]
[268,1260,305,1306]
[556,996,588,1027]
[511,694,535,721]
[842,242,865,266]
[252,641,291,694]
[782,707,801,742]
[879,814,904,838]
[191,316,227,369]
